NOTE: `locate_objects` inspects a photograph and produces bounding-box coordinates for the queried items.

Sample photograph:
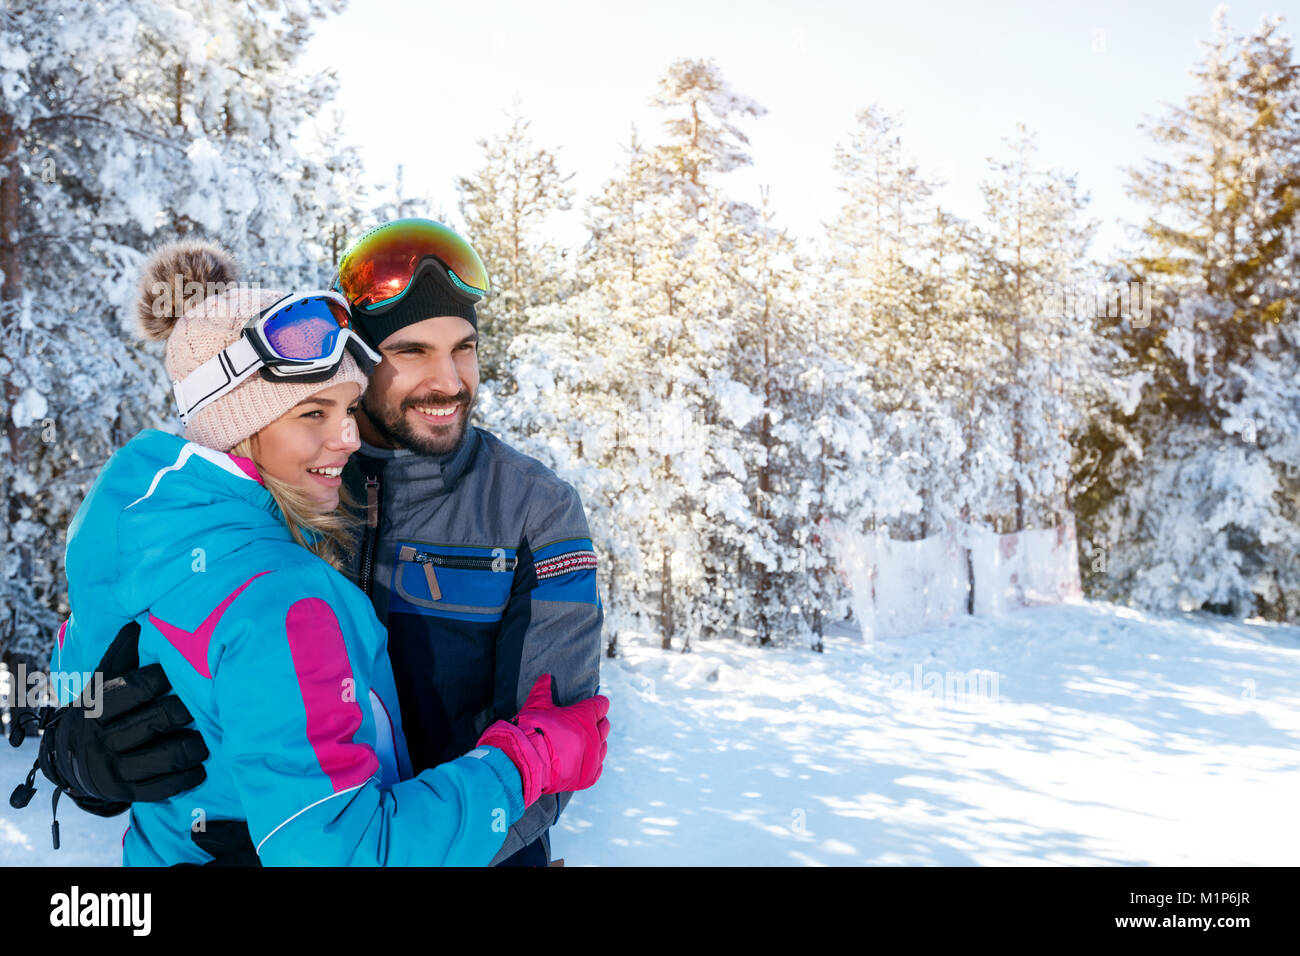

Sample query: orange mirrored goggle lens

[335,218,490,312]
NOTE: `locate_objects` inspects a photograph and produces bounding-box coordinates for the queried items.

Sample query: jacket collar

[356,426,482,496]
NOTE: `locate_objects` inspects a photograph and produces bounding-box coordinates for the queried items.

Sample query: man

[26,219,603,867]
[332,219,603,865]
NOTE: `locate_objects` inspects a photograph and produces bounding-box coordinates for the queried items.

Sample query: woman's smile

[305,462,348,487]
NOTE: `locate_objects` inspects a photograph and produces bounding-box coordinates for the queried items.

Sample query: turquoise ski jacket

[53,428,525,866]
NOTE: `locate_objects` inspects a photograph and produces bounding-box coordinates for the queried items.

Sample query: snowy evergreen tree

[469,122,660,657]
[730,187,842,647]
[456,98,575,384]
[518,57,774,650]
[1081,8,1300,618]
[821,105,1018,541]
[298,107,370,282]
[823,104,935,539]
[630,57,771,649]
[977,122,1096,532]
[491,59,791,651]
[0,0,361,662]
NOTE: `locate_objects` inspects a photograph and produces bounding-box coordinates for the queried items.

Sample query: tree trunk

[757,286,773,646]
[660,547,673,650]
[1,109,29,660]
[660,287,676,650]
[174,65,184,127]
[1014,172,1026,532]
[605,550,619,658]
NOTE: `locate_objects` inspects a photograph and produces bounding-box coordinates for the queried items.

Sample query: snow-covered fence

[830,517,1083,639]
[969,519,1083,615]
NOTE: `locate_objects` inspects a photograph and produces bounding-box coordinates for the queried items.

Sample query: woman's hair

[229,435,363,574]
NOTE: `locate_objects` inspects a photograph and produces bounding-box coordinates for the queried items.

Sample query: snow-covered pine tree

[456,121,662,659]
[723,184,834,646]
[822,104,956,539]
[1081,8,1300,617]
[516,58,775,651]
[637,57,771,649]
[297,107,370,283]
[915,204,1007,534]
[0,0,361,663]
[977,122,1095,532]
[456,97,575,385]
[567,125,664,655]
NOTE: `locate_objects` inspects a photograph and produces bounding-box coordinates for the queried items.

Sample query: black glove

[174,820,261,867]
[36,620,209,814]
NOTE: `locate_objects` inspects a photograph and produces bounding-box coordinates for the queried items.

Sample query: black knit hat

[351,270,478,350]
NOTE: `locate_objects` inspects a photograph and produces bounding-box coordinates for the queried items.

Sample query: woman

[53,240,609,865]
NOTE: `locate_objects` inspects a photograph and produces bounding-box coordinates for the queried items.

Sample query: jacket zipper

[395,547,517,603]
[360,471,381,596]
[399,548,518,573]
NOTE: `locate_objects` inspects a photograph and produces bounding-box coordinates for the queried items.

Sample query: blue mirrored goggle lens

[262,298,350,361]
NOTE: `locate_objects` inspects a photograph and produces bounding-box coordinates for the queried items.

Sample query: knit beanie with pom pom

[135,240,371,453]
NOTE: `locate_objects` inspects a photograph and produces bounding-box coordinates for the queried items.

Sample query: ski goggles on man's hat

[333,218,490,313]
[172,290,382,426]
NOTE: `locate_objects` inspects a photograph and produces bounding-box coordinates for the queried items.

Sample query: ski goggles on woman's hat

[333,218,490,313]
[172,290,382,426]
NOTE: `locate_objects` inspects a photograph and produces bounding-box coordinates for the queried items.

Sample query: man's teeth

[307,466,343,477]
[414,405,458,418]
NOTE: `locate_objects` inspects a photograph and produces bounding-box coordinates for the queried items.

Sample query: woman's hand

[476,675,610,807]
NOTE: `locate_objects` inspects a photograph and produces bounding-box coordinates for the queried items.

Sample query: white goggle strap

[173,335,263,426]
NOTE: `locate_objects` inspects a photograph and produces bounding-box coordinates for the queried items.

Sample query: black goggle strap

[173,335,263,426]
[343,329,382,369]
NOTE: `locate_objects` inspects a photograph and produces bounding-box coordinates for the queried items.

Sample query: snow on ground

[3,600,1298,866]
[0,743,129,866]
[554,600,1300,866]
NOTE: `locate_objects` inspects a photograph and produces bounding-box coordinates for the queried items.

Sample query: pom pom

[135,240,238,341]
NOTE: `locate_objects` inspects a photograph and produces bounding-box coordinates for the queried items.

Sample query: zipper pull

[398,545,442,599]
[422,563,442,601]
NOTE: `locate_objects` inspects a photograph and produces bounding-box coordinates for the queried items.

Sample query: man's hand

[36,621,209,814]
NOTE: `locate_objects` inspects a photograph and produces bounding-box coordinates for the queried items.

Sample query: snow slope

[3,600,1297,866]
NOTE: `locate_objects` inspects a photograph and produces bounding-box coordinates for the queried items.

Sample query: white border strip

[126,442,257,510]
[254,775,378,857]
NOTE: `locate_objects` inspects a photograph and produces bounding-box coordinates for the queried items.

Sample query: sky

[301,0,1297,266]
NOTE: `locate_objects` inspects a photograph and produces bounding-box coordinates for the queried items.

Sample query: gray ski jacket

[340,425,603,864]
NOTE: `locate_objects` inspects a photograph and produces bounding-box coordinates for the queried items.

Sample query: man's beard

[361,388,476,458]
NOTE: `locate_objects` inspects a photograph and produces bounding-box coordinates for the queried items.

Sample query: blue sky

[302,0,1296,265]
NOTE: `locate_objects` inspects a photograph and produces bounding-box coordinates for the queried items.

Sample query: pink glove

[477,674,610,808]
